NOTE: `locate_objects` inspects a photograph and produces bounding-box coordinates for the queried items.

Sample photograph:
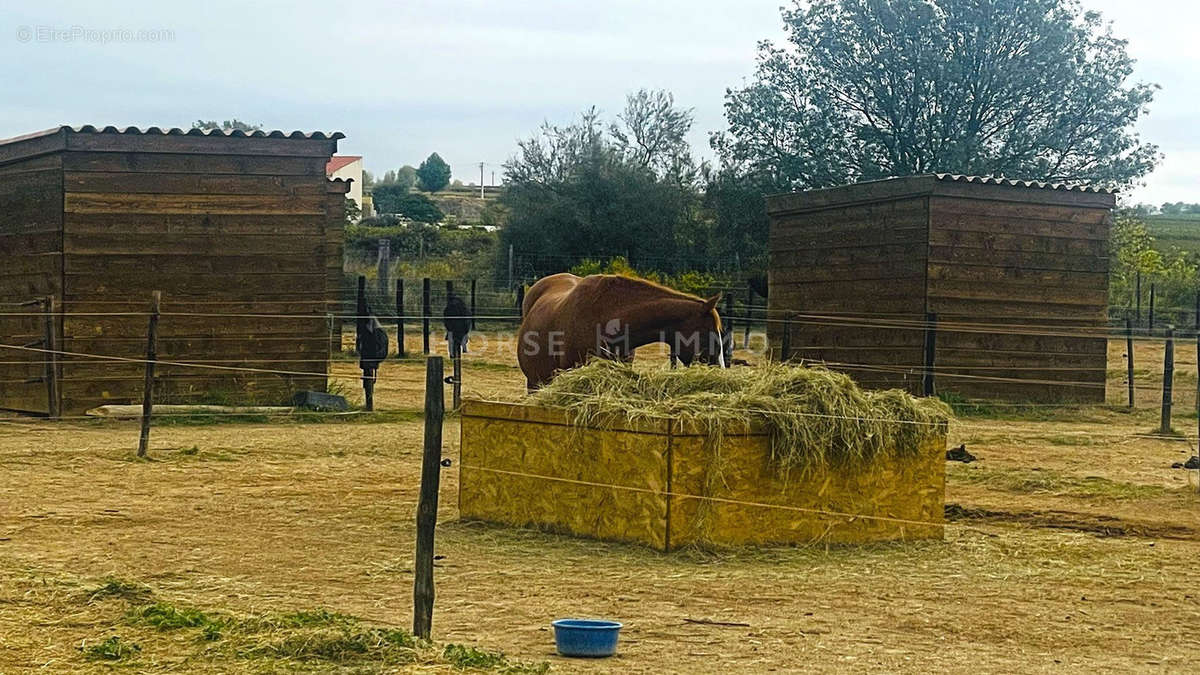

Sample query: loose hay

[531,359,952,476]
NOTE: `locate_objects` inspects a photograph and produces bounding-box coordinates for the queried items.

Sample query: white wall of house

[328,157,364,214]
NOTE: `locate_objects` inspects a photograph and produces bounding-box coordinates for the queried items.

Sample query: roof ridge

[55,125,344,140]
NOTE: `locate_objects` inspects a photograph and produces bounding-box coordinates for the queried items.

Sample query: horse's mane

[588,274,708,304]
[583,274,722,333]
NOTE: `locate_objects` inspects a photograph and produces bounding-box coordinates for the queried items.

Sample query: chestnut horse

[517,273,725,389]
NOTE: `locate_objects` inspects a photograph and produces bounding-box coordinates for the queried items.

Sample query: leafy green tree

[715,0,1160,190]
[500,95,712,278]
[372,185,444,222]
[191,119,262,132]
[396,166,418,191]
[417,153,452,192]
[343,198,361,224]
[610,89,695,179]
[372,184,408,215]
[1110,213,1198,314]
[392,193,444,223]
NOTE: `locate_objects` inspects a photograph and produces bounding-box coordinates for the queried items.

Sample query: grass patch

[949,465,1168,499]
[533,360,951,475]
[85,577,152,604]
[81,635,141,661]
[128,602,215,630]
[443,643,550,673]
[95,593,545,671]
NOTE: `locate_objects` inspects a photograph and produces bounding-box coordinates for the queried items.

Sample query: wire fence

[3,281,1200,422]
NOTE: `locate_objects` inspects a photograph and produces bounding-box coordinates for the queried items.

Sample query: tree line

[500,0,1161,281]
[368,153,452,223]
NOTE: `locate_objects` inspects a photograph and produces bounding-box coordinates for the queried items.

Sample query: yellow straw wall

[459,400,945,551]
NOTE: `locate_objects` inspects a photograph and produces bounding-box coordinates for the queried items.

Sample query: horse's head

[674,294,727,368]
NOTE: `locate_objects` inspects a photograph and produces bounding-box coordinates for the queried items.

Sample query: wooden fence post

[377,239,391,297]
[516,284,526,318]
[450,341,462,410]
[1125,317,1135,409]
[781,318,791,362]
[922,312,937,397]
[422,278,431,355]
[1135,271,1142,327]
[396,279,406,358]
[413,356,445,640]
[470,279,477,331]
[42,296,59,419]
[743,285,752,349]
[724,293,735,341]
[1160,326,1174,435]
[1149,283,1156,333]
[137,291,162,458]
[356,275,367,321]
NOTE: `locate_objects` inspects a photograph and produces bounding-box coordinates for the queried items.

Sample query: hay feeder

[458,363,947,550]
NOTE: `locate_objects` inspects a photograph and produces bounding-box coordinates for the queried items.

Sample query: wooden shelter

[0,125,349,415]
[766,174,1115,402]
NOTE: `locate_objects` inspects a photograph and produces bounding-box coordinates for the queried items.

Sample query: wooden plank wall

[926,196,1110,402]
[767,198,929,393]
[0,155,63,413]
[57,142,337,413]
[325,183,347,355]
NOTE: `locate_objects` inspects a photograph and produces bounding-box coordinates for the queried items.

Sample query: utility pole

[479,162,484,199]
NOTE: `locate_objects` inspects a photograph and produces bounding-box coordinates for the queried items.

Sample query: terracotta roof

[931,173,1117,194]
[326,155,362,174]
[0,124,345,145]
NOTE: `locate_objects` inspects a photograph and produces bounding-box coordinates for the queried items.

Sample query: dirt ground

[2,333,1200,673]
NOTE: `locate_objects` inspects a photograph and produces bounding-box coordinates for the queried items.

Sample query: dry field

[2,332,1200,673]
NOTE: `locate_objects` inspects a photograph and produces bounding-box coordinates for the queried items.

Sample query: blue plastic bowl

[551,619,622,657]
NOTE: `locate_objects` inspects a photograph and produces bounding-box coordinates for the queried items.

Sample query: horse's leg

[362,367,376,411]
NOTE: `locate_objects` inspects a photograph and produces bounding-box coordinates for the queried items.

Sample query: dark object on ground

[291,391,349,412]
[444,294,471,356]
[946,444,976,463]
[1174,455,1200,470]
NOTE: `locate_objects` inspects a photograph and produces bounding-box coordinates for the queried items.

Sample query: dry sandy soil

[2,333,1200,673]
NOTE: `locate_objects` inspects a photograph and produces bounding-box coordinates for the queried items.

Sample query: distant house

[326,155,365,218]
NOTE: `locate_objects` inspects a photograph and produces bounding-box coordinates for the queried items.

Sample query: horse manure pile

[530,360,952,474]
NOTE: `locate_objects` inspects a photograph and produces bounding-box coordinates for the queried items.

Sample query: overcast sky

[1,0,1195,205]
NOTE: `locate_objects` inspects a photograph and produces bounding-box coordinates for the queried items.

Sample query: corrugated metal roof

[932,173,1117,194]
[0,124,344,145]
